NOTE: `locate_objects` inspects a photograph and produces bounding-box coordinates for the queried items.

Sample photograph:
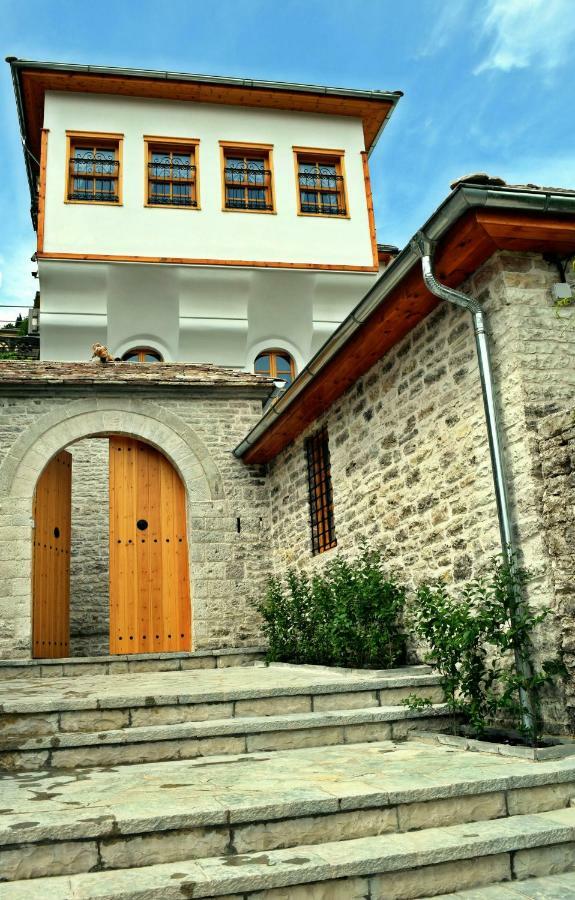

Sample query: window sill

[144,203,201,210]
[65,200,123,207]
[222,207,277,215]
[297,211,350,220]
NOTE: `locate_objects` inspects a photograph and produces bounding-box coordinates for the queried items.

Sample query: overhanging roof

[235,179,575,464]
[7,57,402,215]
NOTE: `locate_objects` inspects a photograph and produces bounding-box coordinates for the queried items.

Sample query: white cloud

[475,0,575,74]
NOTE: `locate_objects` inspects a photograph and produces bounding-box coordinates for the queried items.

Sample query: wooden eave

[18,67,397,172]
[242,208,575,464]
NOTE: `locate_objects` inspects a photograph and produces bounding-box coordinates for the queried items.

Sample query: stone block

[130,701,234,727]
[313,691,378,712]
[507,782,575,816]
[59,708,130,733]
[370,852,511,899]
[246,725,343,752]
[196,735,246,757]
[379,685,444,706]
[234,807,397,854]
[397,792,506,832]
[0,712,59,740]
[513,841,575,879]
[235,696,312,717]
[180,657,218,670]
[0,840,99,881]
[343,722,393,743]
[100,826,229,869]
[0,750,49,770]
[249,877,370,899]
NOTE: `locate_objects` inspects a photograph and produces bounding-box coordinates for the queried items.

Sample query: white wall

[43,93,375,268]
[38,258,378,364]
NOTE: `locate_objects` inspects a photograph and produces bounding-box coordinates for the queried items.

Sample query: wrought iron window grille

[224,163,273,211]
[305,427,337,556]
[298,169,346,216]
[68,150,120,203]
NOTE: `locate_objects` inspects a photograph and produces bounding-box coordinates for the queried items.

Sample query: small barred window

[305,427,337,556]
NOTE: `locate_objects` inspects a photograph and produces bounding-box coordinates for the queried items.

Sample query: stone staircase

[0,656,575,898]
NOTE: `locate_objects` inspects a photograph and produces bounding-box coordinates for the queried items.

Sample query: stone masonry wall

[268,251,575,730]
[0,390,271,658]
[538,411,575,730]
[69,439,109,656]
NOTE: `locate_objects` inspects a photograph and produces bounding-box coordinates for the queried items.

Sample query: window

[66,132,122,204]
[121,348,163,363]
[305,427,337,556]
[220,142,274,212]
[294,148,348,217]
[254,350,296,386]
[144,137,199,208]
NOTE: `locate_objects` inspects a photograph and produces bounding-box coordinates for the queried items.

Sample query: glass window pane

[254,354,270,373]
[276,356,292,373]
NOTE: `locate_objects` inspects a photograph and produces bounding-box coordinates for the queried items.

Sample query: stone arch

[0,396,224,502]
[0,396,226,658]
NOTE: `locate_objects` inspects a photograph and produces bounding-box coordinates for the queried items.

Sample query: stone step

[0,664,444,743]
[0,704,452,770]
[1,740,575,882]
[0,647,266,680]
[427,871,575,897]
[2,808,575,898]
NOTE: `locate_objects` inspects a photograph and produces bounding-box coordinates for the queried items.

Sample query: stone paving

[0,663,437,712]
[430,872,575,897]
[2,739,575,844]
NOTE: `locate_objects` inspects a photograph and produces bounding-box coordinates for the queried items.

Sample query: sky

[1,0,575,320]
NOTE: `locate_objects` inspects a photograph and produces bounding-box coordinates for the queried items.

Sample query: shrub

[256,547,407,669]
[405,557,565,744]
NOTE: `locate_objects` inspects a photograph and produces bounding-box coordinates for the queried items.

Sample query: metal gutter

[234,182,575,458]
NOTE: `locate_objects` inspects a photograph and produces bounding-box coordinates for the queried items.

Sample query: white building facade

[10,60,401,375]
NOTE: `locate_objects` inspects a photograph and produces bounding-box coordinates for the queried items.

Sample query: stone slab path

[0,663,437,712]
[2,740,575,844]
[430,871,575,897]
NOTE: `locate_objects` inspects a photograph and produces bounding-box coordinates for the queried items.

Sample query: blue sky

[1,0,575,320]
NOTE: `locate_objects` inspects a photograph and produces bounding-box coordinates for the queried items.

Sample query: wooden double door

[32,437,191,658]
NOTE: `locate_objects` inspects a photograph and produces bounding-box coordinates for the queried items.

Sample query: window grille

[223,149,273,211]
[305,427,337,556]
[295,152,347,216]
[147,144,198,207]
[68,142,120,203]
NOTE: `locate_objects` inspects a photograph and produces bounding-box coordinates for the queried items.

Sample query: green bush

[405,557,565,744]
[255,547,407,669]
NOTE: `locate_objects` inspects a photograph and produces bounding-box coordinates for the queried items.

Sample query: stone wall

[0,390,271,658]
[69,439,109,656]
[268,251,575,730]
[538,411,575,730]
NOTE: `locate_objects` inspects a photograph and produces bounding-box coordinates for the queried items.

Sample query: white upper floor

[42,92,374,268]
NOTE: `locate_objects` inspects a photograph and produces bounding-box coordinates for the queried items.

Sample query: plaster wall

[42,92,374,267]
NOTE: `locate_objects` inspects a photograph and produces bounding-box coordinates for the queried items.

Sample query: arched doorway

[32,435,191,659]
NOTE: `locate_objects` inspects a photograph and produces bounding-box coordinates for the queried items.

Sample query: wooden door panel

[32,451,72,658]
[109,437,191,654]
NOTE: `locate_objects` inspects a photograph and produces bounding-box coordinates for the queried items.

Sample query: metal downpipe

[411,231,534,732]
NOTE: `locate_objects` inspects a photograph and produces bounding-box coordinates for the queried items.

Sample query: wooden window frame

[305,427,337,556]
[293,146,349,219]
[121,347,164,363]
[254,349,296,383]
[220,141,276,214]
[144,135,200,210]
[65,131,123,206]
